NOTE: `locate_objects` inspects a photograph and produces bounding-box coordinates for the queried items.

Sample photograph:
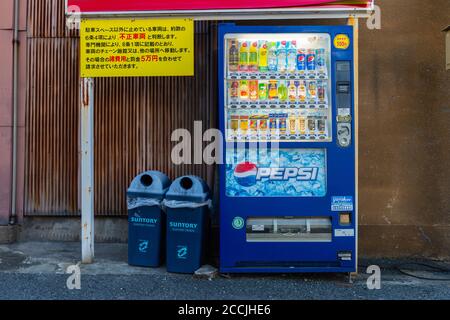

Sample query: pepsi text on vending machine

[219,24,356,273]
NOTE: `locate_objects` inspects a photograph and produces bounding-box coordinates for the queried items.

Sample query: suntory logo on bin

[233,162,319,187]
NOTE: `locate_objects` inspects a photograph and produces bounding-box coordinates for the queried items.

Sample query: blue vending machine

[219,24,357,273]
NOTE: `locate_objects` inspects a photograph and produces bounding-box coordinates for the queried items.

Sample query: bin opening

[140,174,154,187]
[180,177,194,190]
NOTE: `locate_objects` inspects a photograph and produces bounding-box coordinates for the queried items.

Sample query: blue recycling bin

[164,176,211,274]
[127,171,171,267]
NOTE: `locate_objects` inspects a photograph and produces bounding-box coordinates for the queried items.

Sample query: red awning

[67,0,374,13]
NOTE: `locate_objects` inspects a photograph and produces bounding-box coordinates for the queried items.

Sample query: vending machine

[219,24,357,273]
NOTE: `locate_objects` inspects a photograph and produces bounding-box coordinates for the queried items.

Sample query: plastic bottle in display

[249,42,259,72]
[268,42,278,72]
[297,48,307,72]
[258,41,269,72]
[239,42,249,72]
[288,81,297,102]
[268,80,278,100]
[297,80,307,103]
[229,40,239,72]
[230,80,239,100]
[259,81,268,100]
[277,41,288,73]
[306,49,316,72]
[240,80,249,100]
[316,48,326,73]
[249,80,259,101]
[278,81,288,102]
[308,81,317,102]
[287,40,297,73]
[318,81,326,103]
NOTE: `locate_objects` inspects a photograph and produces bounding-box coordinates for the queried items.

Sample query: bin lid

[165,176,210,203]
[127,171,171,199]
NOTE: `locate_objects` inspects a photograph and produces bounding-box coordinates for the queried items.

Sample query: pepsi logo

[234,162,258,187]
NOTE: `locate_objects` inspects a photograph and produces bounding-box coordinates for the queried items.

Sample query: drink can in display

[250,115,259,133]
[287,41,297,73]
[306,49,316,71]
[228,39,239,72]
[258,81,269,100]
[230,115,240,132]
[240,80,249,100]
[308,117,316,133]
[249,80,259,101]
[297,49,307,72]
[308,81,317,102]
[289,114,297,135]
[318,117,326,133]
[230,80,239,100]
[317,81,326,103]
[298,116,307,135]
[297,80,307,103]
[279,114,288,135]
[269,114,278,134]
[259,115,269,132]
[268,80,278,100]
[249,41,259,72]
[238,41,249,72]
[316,48,326,73]
[240,115,249,133]
[288,81,297,102]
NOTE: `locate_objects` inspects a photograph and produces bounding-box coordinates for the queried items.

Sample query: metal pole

[80,77,95,264]
[10,0,20,225]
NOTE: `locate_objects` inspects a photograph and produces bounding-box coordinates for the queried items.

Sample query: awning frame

[66,0,374,20]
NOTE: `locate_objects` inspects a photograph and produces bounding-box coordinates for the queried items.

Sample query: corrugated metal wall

[24,0,218,216]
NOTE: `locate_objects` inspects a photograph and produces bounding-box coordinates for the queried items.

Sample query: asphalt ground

[0,242,449,300]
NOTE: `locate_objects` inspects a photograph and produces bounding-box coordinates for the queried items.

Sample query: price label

[333,34,350,50]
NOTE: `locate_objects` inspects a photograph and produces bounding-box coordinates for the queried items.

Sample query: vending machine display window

[247,217,332,242]
[224,33,332,143]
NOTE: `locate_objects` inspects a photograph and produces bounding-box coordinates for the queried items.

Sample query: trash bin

[127,171,171,267]
[164,176,212,274]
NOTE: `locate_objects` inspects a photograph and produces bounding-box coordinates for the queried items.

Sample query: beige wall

[358,0,450,258]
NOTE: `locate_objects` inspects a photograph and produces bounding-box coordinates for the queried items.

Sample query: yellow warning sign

[80,18,194,77]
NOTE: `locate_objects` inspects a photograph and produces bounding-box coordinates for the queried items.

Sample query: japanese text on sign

[80,19,194,77]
